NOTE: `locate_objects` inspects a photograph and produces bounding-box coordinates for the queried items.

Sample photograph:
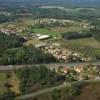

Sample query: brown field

[8,73,20,95]
[74,82,100,100]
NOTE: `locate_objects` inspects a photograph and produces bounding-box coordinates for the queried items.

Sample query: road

[0,61,100,71]
[16,82,71,100]
[16,79,100,100]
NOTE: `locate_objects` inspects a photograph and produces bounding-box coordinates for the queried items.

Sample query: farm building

[38,35,51,40]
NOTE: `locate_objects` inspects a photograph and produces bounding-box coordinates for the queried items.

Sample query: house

[74,65,84,73]
[56,67,69,74]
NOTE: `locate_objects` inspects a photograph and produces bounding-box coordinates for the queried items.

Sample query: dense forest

[17,66,65,94]
[0,33,57,65]
[0,33,24,54]
[0,46,57,65]
[62,32,92,40]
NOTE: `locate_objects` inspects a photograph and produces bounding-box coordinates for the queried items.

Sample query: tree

[0,91,16,100]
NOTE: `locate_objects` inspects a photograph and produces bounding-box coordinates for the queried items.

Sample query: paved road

[16,79,100,100]
[0,61,100,71]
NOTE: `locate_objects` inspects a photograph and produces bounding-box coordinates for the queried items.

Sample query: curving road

[16,79,100,100]
[16,82,71,100]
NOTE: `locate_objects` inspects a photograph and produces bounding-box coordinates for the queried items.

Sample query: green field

[32,28,60,37]
[61,38,100,58]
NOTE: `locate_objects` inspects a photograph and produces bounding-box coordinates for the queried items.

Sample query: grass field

[32,28,60,37]
[0,73,7,95]
[61,38,100,57]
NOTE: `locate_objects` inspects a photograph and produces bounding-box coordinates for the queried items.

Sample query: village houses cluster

[39,44,90,62]
[55,64,100,81]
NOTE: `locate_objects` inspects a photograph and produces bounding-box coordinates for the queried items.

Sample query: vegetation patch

[61,38,100,59]
[16,66,65,95]
[32,28,59,37]
[74,81,100,100]
[0,73,7,96]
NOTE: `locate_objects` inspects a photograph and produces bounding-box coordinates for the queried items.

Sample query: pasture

[61,38,100,58]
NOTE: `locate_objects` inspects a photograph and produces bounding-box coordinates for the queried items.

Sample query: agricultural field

[0,72,20,96]
[61,38,100,58]
[74,81,100,100]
